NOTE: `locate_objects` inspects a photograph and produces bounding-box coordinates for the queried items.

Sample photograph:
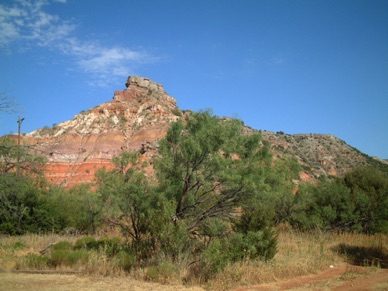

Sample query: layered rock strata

[8,76,384,188]
[22,76,181,187]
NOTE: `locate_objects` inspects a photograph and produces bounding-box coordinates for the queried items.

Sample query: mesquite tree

[155,110,272,235]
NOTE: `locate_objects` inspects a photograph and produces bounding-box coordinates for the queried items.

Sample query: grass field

[1,227,387,290]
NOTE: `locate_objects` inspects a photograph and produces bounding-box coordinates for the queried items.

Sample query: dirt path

[234,264,388,291]
[1,265,387,291]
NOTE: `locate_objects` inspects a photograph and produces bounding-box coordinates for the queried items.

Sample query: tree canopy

[155,111,272,235]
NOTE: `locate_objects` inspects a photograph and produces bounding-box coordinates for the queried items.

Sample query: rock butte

[8,76,383,188]
[20,76,180,188]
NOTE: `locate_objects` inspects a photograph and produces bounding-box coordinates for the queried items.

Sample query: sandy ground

[233,264,388,291]
[0,272,205,291]
[0,265,387,291]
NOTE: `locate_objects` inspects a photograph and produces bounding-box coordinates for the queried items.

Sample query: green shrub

[231,203,278,262]
[49,249,89,267]
[158,222,191,262]
[202,238,230,275]
[201,228,277,276]
[228,230,277,262]
[112,250,136,271]
[344,167,388,234]
[98,237,123,256]
[12,241,25,250]
[74,237,98,250]
[0,241,25,252]
[23,254,49,269]
[73,237,124,256]
[52,241,73,251]
[290,168,388,234]
[145,266,158,281]
[171,108,182,117]
[0,173,56,235]
[145,262,178,283]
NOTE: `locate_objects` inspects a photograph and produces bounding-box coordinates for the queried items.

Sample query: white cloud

[0,0,70,46]
[59,39,155,85]
[0,21,20,45]
[0,0,156,86]
[78,48,142,73]
[0,4,22,45]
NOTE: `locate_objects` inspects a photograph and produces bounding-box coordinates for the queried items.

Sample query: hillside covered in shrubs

[1,111,387,281]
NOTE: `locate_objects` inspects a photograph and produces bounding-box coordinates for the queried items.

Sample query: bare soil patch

[0,271,205,291]
[1,265,387,291]
[233,264,388,291]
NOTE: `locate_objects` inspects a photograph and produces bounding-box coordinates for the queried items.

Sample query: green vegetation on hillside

[97,111,278,274]
[1,111,387,281]
[289,167,388,234]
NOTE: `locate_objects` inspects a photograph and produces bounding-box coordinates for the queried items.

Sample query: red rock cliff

[21,76,182,188]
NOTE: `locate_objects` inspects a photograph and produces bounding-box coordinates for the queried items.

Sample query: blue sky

[0,0,387,159]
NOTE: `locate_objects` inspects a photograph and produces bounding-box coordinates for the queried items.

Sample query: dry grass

[0,234,69,270]
[205,229,388,290]
[0,234,120,274]
[373,282,388,291]
[1,229,387,290]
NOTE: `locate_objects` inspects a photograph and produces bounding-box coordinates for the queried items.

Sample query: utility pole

[17,117,24,175]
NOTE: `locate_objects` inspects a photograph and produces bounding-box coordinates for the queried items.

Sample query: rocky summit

[20,76,181,187]
[12,76,388,187]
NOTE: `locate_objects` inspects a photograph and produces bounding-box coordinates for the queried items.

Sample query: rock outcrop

[8,76,386,188]
[22,76,182,187]
[260,130,387,180]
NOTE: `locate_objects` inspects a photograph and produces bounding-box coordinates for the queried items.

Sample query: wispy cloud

[0,0,155,86]
[60,39,155,86]
[0,0,71,46]
[273,56,286,65]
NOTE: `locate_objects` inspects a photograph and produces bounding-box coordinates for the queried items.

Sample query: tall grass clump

[49,249,89,267]
[52,240,73,251]
[145,261,180,284]
[17,253,49,270]
[112,250,136,271]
